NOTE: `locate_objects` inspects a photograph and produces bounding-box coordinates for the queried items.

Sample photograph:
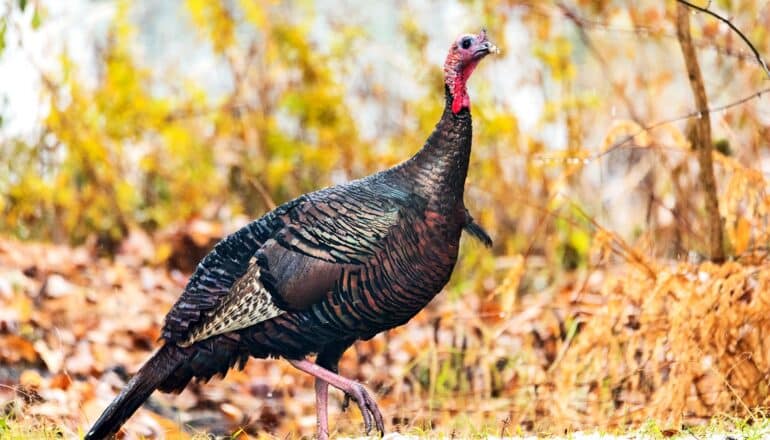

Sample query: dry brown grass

[360,253,770,436]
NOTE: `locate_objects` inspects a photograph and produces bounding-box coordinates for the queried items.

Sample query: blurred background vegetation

[1,0,764,266]
[1,0,770,437]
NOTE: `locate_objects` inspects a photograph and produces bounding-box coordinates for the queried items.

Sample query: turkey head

[444,28,498,114]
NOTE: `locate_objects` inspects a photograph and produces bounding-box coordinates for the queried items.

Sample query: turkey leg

[313,339,356,439]
[288,358,385,436]
[314,377,330,439]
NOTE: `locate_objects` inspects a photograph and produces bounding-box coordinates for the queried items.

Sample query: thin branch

[164,103,251,122]
[676,0,770,79]
[246,175,276,210]
[567,199,658,279]
[556,1,642,123]
[548,2,758,64]
[593,86,770,161]
[532,86,769,162]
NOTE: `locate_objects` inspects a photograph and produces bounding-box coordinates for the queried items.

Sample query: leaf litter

[1,226,770,438]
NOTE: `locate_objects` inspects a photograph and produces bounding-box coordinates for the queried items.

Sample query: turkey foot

[343,382,383,435]
[289,359,385,437]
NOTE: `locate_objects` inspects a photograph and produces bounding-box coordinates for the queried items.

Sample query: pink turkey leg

[288,358,384,436]
[315,378,330,440]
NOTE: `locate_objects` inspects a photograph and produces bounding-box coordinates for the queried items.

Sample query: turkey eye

[461,37,473,49]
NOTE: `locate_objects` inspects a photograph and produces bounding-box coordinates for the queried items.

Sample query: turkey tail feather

[85,344,186,440]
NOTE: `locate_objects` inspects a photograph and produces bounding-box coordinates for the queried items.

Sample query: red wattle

[452,96,463,113]
[450,59,479,114]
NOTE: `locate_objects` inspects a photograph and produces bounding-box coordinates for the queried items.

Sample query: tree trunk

[675,3,724,262]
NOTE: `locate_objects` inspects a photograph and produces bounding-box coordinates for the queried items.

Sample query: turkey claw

[341,393,352,412]
[347,383,384,436]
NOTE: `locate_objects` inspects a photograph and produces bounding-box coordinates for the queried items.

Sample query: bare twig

[593,86,770,160]
[548,2,759,64]
[246,175,276,210]
[556,1,642,123]
[568,200,658,279]
[164,103,251,122]
[676,0,770,79]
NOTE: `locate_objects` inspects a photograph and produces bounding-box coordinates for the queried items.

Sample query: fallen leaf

[220,402,244,422]
[49,372,72,390]
[0,334,38,363]
[19,369,43,388]
[34,339,64,373]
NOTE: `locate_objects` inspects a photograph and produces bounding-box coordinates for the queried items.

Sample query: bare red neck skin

[445,55,480,114]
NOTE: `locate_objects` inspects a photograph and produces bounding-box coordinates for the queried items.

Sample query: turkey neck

[393,85,472,212]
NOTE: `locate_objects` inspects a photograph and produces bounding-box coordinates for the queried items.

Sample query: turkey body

[158,95,476,390]
[86,30,496,440]
[245,180,463,358]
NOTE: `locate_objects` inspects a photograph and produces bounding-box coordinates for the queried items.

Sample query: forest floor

[1,225,770,439]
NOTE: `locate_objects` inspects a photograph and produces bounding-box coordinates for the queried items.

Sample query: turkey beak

[473,40,499,59]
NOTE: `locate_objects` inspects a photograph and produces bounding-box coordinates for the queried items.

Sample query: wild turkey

[86,29,497,440]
